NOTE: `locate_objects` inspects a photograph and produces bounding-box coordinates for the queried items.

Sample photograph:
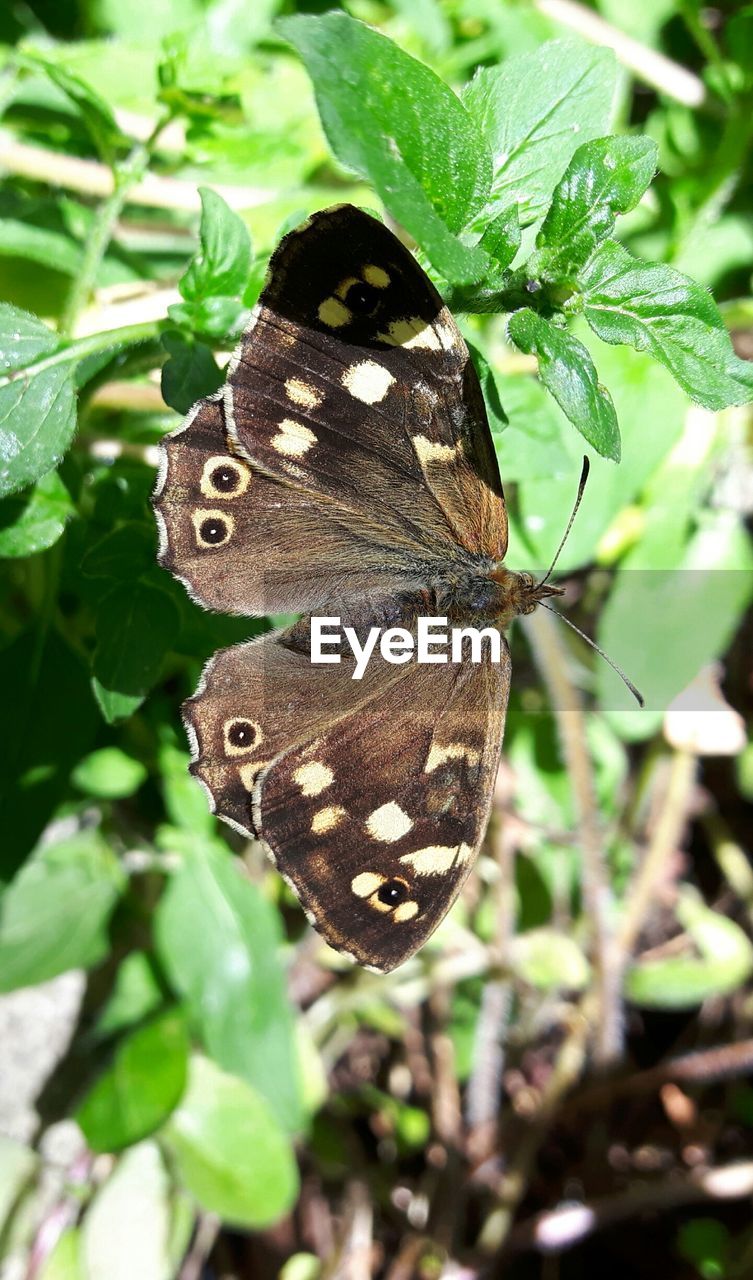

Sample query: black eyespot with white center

[345,280,381,314]
[223,717,263,757]
[210,465,240,493]
[199,517,227,545]
[377,878,410,907]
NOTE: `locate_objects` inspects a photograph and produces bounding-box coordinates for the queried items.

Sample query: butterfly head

[487,566,564,627]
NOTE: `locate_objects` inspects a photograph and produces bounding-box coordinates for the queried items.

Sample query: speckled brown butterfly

[153,204,562,972]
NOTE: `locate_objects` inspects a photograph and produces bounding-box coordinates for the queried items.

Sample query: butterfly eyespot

[200,455,251,500]
[224,717,263,756]
[211,465,240,492]
[344,280,382,314]
[377,878,410,907]
[193,510,235,548]
[200,518,226,544]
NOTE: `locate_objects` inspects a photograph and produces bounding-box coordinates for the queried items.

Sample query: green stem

[0,320,162,389]
[60,112,177,337]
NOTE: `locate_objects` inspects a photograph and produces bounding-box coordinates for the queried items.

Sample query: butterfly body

[154,204,557,971]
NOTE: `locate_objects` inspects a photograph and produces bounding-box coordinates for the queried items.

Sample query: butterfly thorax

[434,566,564,630]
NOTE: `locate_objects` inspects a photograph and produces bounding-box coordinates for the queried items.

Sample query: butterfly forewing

[225,205,507,565]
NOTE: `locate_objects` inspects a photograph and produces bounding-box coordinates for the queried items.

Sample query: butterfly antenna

[539,602,645,707]
[538,456,590,588]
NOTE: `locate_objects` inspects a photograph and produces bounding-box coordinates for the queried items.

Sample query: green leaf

[0,831,125,992]
[598,510,753,730]
[82,1143,171,1280]
[162,1055,299,1228]
[155,839,303,1132]
[71,747,148,799]
[92,582,180,723]
[535,136,657,280]
[167,296,247,341]
[581,240,753,410]
[37,1228,84,1280]
[510,928,590,991]
[463,40,618,228]
[479,206,521,274]
[0,1134,37,1236]
[95,952,165,1039]
[81,522,155,581]
[77,1010,189,1152]
[159,742,215,835]
[180,188,252,302]
[468,342,508,434]
[0,306,77,499]
[625,892,753,1008]
[278,12,491,284]
[160,331,223,415]
[0,627,98,880]
[507,309,620,460]
[18,53,126,165]
[0,470,74,557]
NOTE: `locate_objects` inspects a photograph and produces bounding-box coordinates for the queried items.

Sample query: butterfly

[153,204,561,972]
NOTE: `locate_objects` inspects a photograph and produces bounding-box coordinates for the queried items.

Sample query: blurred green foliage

[0,1,752,1276]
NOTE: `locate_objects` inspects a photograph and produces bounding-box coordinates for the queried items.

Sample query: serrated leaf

[92,582,180,723]
[0,831,125,992]
[535,136,657,280]
[0,306,77,499]
[0,470,74,557]
[581,241,753,409]
[508,309,620,460]
[180,188,252,302]
[160,331,223,415]
[155,839,302,1132]
[463,40,618,228]
[278,12,491,284]
[162,1055,299,1228]
[77,1010,189,1152]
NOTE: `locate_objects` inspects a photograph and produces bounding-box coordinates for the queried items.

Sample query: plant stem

[524,608,621,1065]
[0,320,162,389]
[617,748,697,956]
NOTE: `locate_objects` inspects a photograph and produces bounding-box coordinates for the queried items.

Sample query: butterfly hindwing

[184,614,510,971]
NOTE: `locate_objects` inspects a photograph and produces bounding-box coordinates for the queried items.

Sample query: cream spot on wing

[425,742,482,772]
[239,760,269,790]
[311,804,346,835]
[352,871,384,898]
[436,320,461,352]
[379,317,441,350]
[200,455,251,499]
[363,263,390,289]
[293,760,333,797]
[285,378,323,410]
[342,360,395,405]
[318,297,351,327]
[192,509,234,548]
[400,844,474,876]
[335,275,360,300]
[223,718,263,757]
[412,435,460,466]
[366,801,413,843]
[271,418,317,458]
[394,900,419,923]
